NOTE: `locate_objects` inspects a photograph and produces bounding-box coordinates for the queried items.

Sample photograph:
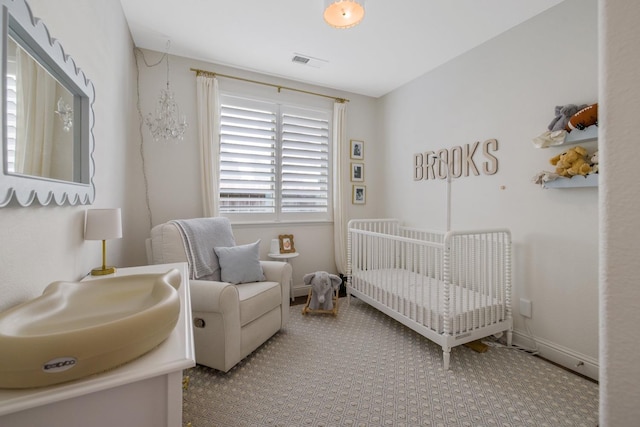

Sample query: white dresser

[0,263,195,427]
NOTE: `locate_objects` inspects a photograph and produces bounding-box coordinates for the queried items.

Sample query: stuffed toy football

[567,103,598,131]
[547,104,588,132]
[549,146,592,177]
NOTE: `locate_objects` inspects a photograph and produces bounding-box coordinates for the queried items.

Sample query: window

[6,56,17,173]
[218,94,332,221]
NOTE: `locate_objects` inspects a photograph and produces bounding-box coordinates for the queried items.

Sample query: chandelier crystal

[145,45,187,141]
[55,97,73,132]
[323,0,365,29]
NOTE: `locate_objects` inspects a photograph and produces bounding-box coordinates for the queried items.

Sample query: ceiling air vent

[291,53,328,69]
[292,55,310,65]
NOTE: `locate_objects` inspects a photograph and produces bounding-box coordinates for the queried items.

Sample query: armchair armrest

[189,279,239,313]
[260,260,292,285]
[189,279,241,371]
[260,260,291,325]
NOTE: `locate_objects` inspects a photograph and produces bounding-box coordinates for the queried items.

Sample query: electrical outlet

[520,298,532,318]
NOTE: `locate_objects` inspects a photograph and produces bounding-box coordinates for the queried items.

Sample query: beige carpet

[182,298,598,426]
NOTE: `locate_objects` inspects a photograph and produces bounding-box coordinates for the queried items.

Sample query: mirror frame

[0,0,95,206]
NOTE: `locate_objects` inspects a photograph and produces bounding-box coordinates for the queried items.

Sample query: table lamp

[85,208,122,276]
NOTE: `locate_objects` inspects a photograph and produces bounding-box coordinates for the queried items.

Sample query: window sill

[230,219,334,228]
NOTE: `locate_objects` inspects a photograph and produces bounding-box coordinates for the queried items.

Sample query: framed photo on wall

[352,185,366,205]
[351,162,364,182]
[278,234,296,253]
[350,139,364,160]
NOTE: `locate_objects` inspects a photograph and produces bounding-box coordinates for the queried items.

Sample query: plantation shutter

[219,97,277,213]
[218,95,331,218]
[6,58,17,173]
[281,106,329,213]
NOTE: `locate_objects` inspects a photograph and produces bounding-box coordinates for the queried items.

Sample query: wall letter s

[482,139,499,175]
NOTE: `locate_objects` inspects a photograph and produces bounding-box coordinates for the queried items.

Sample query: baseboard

[512,330,599,382]
[300,296,600,381]
[291,284,310,299]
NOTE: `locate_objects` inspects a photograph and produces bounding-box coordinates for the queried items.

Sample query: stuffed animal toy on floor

[303,271,342,310]
[550,146,592,177]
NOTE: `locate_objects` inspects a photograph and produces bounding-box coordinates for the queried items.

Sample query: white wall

[600,0,640,424]
[377,0,599,378]
[2,0,638,422]
[135,52,379,293]
[0,1,139,312]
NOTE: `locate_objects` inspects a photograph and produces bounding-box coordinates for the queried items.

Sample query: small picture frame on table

[352,185,366,205]
[350,139,364,160]
[351,162,364,182]
[278,234,296,253]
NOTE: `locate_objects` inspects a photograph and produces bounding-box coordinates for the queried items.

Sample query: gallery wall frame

[350,139,364,160]
[352,185,366,205]
[351,162,364,182]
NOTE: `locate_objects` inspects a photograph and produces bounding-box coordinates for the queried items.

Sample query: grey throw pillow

[214,240,265,284]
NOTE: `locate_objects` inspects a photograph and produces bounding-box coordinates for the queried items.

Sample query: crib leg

[507,330,513,347]
[442,347,451,370]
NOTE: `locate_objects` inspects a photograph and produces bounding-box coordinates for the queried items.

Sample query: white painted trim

[513,329,599,381]
[291,283,311,299]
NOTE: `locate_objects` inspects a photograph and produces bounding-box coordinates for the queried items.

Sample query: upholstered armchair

[146,218,291,372]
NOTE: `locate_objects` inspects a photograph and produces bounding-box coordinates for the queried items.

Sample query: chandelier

[145,44,187,141]
[55,97,73,132]
[323,0,365,29]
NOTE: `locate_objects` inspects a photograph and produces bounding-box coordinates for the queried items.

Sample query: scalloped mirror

[0,0,95,206]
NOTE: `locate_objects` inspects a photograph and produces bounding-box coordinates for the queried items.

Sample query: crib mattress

[351,268,506,334]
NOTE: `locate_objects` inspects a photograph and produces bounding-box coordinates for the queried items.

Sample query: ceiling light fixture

[323,0,365,29]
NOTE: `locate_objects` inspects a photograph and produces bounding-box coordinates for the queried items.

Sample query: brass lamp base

[90,239,116,276]
[91,266,116,276]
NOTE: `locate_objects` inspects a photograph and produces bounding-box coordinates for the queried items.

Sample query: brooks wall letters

[413,139,498,181]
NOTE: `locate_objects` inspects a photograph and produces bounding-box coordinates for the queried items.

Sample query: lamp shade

[85,208,122,241]
[324,0,365,29]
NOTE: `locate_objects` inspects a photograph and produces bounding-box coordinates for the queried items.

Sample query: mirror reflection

[0,0,95,207]
[5,35,75,182]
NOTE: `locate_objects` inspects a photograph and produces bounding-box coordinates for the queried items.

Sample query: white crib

[347,219,513,370]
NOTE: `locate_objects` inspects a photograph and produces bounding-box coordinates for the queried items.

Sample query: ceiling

[119,0,564,98]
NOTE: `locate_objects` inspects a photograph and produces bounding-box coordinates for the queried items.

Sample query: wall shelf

[537,125,598,189]
[543,173,598,189]
[561,125,598,146]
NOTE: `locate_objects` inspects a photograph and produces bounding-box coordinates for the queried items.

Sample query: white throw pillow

[214,240,265,284]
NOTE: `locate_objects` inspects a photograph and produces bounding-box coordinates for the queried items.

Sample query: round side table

[268,252,299,301]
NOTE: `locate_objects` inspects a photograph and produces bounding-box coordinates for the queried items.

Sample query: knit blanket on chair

[170,217,236,281]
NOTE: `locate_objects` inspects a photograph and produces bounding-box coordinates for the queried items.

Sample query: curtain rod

[190,67,349,103]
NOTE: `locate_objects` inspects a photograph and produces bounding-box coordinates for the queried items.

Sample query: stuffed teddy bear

[590,150,599,173]
[567,103,598,131]
[303,271,342,310]
[548,104,588,132]
[549,146,592,177]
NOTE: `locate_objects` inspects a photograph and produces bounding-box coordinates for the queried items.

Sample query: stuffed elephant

[303,271,342,310]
